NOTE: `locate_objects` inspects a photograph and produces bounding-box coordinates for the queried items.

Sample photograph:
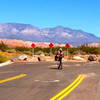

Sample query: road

[0,61,100,100]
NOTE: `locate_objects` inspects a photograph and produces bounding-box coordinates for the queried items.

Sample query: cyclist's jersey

[56,51,64,60]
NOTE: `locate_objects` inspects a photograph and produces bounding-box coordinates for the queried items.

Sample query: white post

[66,48,68,60]
[50,48,52,56]
[32,48,34,57]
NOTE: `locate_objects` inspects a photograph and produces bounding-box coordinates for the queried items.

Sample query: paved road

[0,61,100,100]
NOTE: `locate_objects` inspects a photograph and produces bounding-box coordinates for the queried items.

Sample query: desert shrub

[35,50,44,55]
[13,45,100,56]
[34,47,42,53]
[44,53,50,56]
[68,48,78,55]
[22,51,32,55]
[0,42,9,51]
[62,47,79,55]
[0,55,8,63]
[6,49,16,53]
[79,46,100,54]
[15,47,31,52]
[42,48,50,53]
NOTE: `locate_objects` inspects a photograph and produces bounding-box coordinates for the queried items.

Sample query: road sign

[65,44,70,59]
[31,43,36,48]
[49,43,54,48]
[65,43,70,48]
[49,43,54,56]
[31,43,36,56]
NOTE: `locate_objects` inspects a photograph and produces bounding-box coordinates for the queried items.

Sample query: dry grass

[0,51,22,59]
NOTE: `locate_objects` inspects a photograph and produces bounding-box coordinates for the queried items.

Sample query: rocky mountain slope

[0,23,100,46]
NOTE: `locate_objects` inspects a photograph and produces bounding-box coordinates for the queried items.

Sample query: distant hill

[0,23,100,46]
[0,39,65,48]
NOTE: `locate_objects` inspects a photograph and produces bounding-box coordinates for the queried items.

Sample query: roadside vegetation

[0,42,100,63]
[0,42,100,55]
[0,55,8,63]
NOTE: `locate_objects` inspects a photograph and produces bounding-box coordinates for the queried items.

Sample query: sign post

[31,43,36,57]
[49,43,54,56]
[65,43,70,59]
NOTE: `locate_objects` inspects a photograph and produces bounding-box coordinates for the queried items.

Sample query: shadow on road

[49,67,58,70]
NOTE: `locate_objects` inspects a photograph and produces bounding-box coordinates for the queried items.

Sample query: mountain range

[0,23,100,46]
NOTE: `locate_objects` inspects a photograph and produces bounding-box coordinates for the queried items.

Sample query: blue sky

[0,0,100,37]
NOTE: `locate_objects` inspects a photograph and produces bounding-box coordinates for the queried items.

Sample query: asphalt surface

[0,61,100,100]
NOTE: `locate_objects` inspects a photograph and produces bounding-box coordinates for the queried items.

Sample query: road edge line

[0,60,14,68]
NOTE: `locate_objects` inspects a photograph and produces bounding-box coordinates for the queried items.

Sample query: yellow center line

[50,75,82,100]
[57,76,84,100]
[0,74,27,83]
